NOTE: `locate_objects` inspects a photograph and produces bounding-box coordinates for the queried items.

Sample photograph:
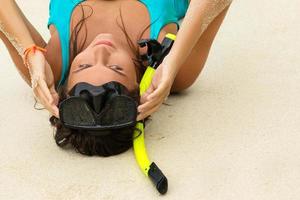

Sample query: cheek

[120,53,137,75]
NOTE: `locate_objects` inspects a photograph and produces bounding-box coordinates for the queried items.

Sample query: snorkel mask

[59,81,138,133]
[58,33,176,195]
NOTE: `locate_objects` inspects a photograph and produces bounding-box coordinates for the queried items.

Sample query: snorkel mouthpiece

[148,162,168,194]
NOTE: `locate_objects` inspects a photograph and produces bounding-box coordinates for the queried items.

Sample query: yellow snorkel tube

[133,33,176,195]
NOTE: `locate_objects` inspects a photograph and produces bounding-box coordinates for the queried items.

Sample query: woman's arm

[0,0,36,56]
[0,0,59,117]
[166,0,233,79]
[137,0,233,120]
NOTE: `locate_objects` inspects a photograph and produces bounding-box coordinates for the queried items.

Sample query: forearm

[167,0,232,79]
[0,0,35,56]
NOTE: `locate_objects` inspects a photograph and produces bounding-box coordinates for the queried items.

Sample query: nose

[93,45,111,65]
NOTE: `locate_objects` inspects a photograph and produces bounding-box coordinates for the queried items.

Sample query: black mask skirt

[59,81,138,134]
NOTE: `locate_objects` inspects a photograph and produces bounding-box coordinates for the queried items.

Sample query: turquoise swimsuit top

[47,0,189,87]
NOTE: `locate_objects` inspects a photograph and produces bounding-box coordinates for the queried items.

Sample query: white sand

[1,0,300,199]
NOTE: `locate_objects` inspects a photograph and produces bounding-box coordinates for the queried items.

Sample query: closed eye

[73,64,126,77]
[109,64,123,71]
[73,64,93,73]
[108,65,126,76]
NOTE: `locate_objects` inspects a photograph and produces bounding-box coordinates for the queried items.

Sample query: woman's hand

[137,58,175,121]
[26,50,59,118]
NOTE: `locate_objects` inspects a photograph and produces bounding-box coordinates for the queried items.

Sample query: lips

[95,40,115,48]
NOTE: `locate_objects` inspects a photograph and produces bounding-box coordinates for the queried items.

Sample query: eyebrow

[73,64,126,77]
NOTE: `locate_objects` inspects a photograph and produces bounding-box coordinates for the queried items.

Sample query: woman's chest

[70,0,178,48]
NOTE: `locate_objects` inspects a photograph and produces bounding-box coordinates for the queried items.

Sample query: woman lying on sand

[0,0,232,156]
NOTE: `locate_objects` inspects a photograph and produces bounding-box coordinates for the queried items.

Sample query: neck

[70,1,148,56]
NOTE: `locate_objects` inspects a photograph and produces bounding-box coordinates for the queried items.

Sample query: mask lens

[100,95,137,127]
[60,97,96,127]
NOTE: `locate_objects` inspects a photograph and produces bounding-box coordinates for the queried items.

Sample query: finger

[140,84,155,104]
[138,97,162,113]
[39,83,60,117]
[34,87,50,111]
[48,100,59,117]
[52,106,59,118]
[34,83,52,107]
[147,83,169,100]
[38,79,54,104]
[137,114,143,121]
[137,115,142,121]
[138,100,155,112]
[140,93,149,105]
[137,103,161,121]
[36,82,59,118]
[33,85,47,106]
[138,93,163,111]
[35,86,58,116]
[49,86,59,106]
[138,98,164,121]
[35,87,51,110]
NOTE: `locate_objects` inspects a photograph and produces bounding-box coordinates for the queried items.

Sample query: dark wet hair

[48,3,153,156]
